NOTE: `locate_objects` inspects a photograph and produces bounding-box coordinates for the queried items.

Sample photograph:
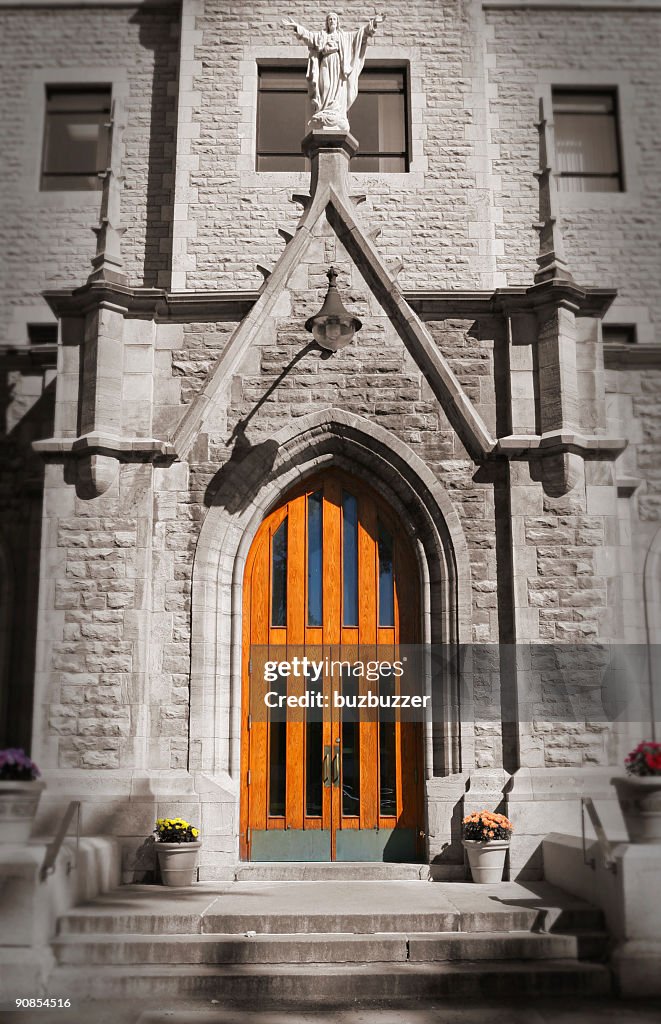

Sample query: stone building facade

[0,0,660,881]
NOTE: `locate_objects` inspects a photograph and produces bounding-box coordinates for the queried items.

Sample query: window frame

[551,86,623,194]
[40,84,112,192]
[255,60,411,174]
[535,72,639,209]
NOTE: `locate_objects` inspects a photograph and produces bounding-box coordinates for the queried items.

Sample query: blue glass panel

[343,492,358,627]
[378,521,394,627]
[271,519,287,627]
[268,671,287,816]
[341,667,361,816]
[307,491,323,627]
[379,670,396,815]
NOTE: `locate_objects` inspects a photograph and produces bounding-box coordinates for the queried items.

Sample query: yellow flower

[191,828,199,837]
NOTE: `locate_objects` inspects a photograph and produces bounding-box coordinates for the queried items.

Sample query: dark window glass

[41,87,111,191]
[257,66,408,172]
[307,491,323,627]
[271,518,288,627]
[603,324,637,345]
[305,712,323,817]
[342,492,359,627]
[341,667,361,816]
[377,521,394,627]
[27,324,57,346]
[552,89,622,192]
[268,672,287,816]
[379,670,397,816]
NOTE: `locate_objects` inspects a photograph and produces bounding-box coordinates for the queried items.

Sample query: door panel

[240,470,423,862]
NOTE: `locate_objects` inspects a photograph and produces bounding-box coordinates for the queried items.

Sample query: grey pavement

[2,997,661,1024]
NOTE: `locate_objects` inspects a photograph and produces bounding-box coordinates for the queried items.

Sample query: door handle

[322,748,331,787]
[331,751,340,788]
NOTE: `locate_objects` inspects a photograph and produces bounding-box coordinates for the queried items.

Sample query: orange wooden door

[240,470,424,862]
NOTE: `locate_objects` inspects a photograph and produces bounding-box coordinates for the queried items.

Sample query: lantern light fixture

[305,267,362,352]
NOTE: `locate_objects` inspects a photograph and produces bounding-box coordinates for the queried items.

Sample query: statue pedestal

[302,130,359,198]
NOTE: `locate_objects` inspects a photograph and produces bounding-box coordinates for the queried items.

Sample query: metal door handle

[322,749,331,787]
[331,751,340,787]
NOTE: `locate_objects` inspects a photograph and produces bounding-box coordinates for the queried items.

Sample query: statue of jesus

[283,11,386,132]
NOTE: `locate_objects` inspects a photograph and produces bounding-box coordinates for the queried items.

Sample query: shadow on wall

[0,377,55,749]
[204,342,319,514]
[131,9,180,289]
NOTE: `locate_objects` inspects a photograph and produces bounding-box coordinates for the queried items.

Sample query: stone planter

[156,841,201,886]
[462,838,509,883]
[0,780,46,844]
[612,776,661,844]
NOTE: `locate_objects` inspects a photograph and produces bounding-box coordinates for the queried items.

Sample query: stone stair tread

[53,928,605,944]
[53,960,610,975]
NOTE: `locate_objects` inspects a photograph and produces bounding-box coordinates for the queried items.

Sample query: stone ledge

[32,433,177,463]
[496,431,627,459]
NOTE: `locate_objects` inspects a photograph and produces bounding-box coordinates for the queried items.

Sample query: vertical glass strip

[271,518,287,627]
[268,672,287,816]
[341,666,361,816]
[342,492,358,627]
[307,491,323,627]
[305,718,323,816]
[378,521,394,627]
[379,669,397,816]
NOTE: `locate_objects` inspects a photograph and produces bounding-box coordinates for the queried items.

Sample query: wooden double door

[240,470,424,862]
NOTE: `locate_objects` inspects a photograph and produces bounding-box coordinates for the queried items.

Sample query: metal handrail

[581,797,617,874]
[40,801,82,882]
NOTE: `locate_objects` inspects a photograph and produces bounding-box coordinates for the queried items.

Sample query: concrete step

[232,862,430,881]
[53,929,609,966]
[48,960,612,1001]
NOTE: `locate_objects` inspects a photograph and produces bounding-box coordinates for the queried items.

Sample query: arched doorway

[239,468,424,861]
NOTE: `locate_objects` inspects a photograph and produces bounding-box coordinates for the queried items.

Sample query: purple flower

[0,748,41,781]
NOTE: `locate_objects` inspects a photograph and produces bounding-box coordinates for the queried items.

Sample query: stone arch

[189,408,473,789]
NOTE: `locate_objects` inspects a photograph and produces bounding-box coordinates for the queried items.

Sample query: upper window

[257,66,409,172]
[41,86,111,191]
[603,324,637,346]
[552,89,623,192]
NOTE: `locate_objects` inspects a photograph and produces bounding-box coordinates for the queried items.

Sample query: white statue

[283,10,386,132]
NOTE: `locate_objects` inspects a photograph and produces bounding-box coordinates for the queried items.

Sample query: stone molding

[189,406,475,783]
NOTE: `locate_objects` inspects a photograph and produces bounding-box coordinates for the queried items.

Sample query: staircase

[47,879,611,1003]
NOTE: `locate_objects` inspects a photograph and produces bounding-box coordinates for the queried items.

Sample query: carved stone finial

[88,101,128,286]
[534,98,574,285]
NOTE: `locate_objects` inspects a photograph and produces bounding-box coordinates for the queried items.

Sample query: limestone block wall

[0,3,179,344]
[173,0,505,291]
[486,5,661,328]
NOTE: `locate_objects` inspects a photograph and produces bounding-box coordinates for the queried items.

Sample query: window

[41,87,111,191]
[256,66,408,172]
[552,89,622,192]
[603,324,637,346]
[27,324,57,346]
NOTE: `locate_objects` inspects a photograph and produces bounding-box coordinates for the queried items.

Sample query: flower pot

[156,841,201,886]
[612,776,661,844]
[462,838,509,883]
[0,780,46,844]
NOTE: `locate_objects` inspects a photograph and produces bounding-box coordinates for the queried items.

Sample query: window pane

[360,70,404,92]
[379,671,397,816]
[41,88,111,191]
[351,92,405,155]
[341,667,360,816]
[307,490,323,627]
[259,69,307,91]
[305,717,323,816]
[342,492,358,627]
[269,672,287,817]
[378,521,394,628]
[46,89,110,112]
[271,518,288,627]
[553,91,614,114]
[258,90,309,155]
[556,174,621,193]
[555,113,619,176]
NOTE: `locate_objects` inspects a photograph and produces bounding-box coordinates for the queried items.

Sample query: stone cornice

[483,1,661,11]
[496,431,627,459]
[0,1,178,8]
[603,344,661,368]
[33,432,176,462]
[43,282,616,323]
